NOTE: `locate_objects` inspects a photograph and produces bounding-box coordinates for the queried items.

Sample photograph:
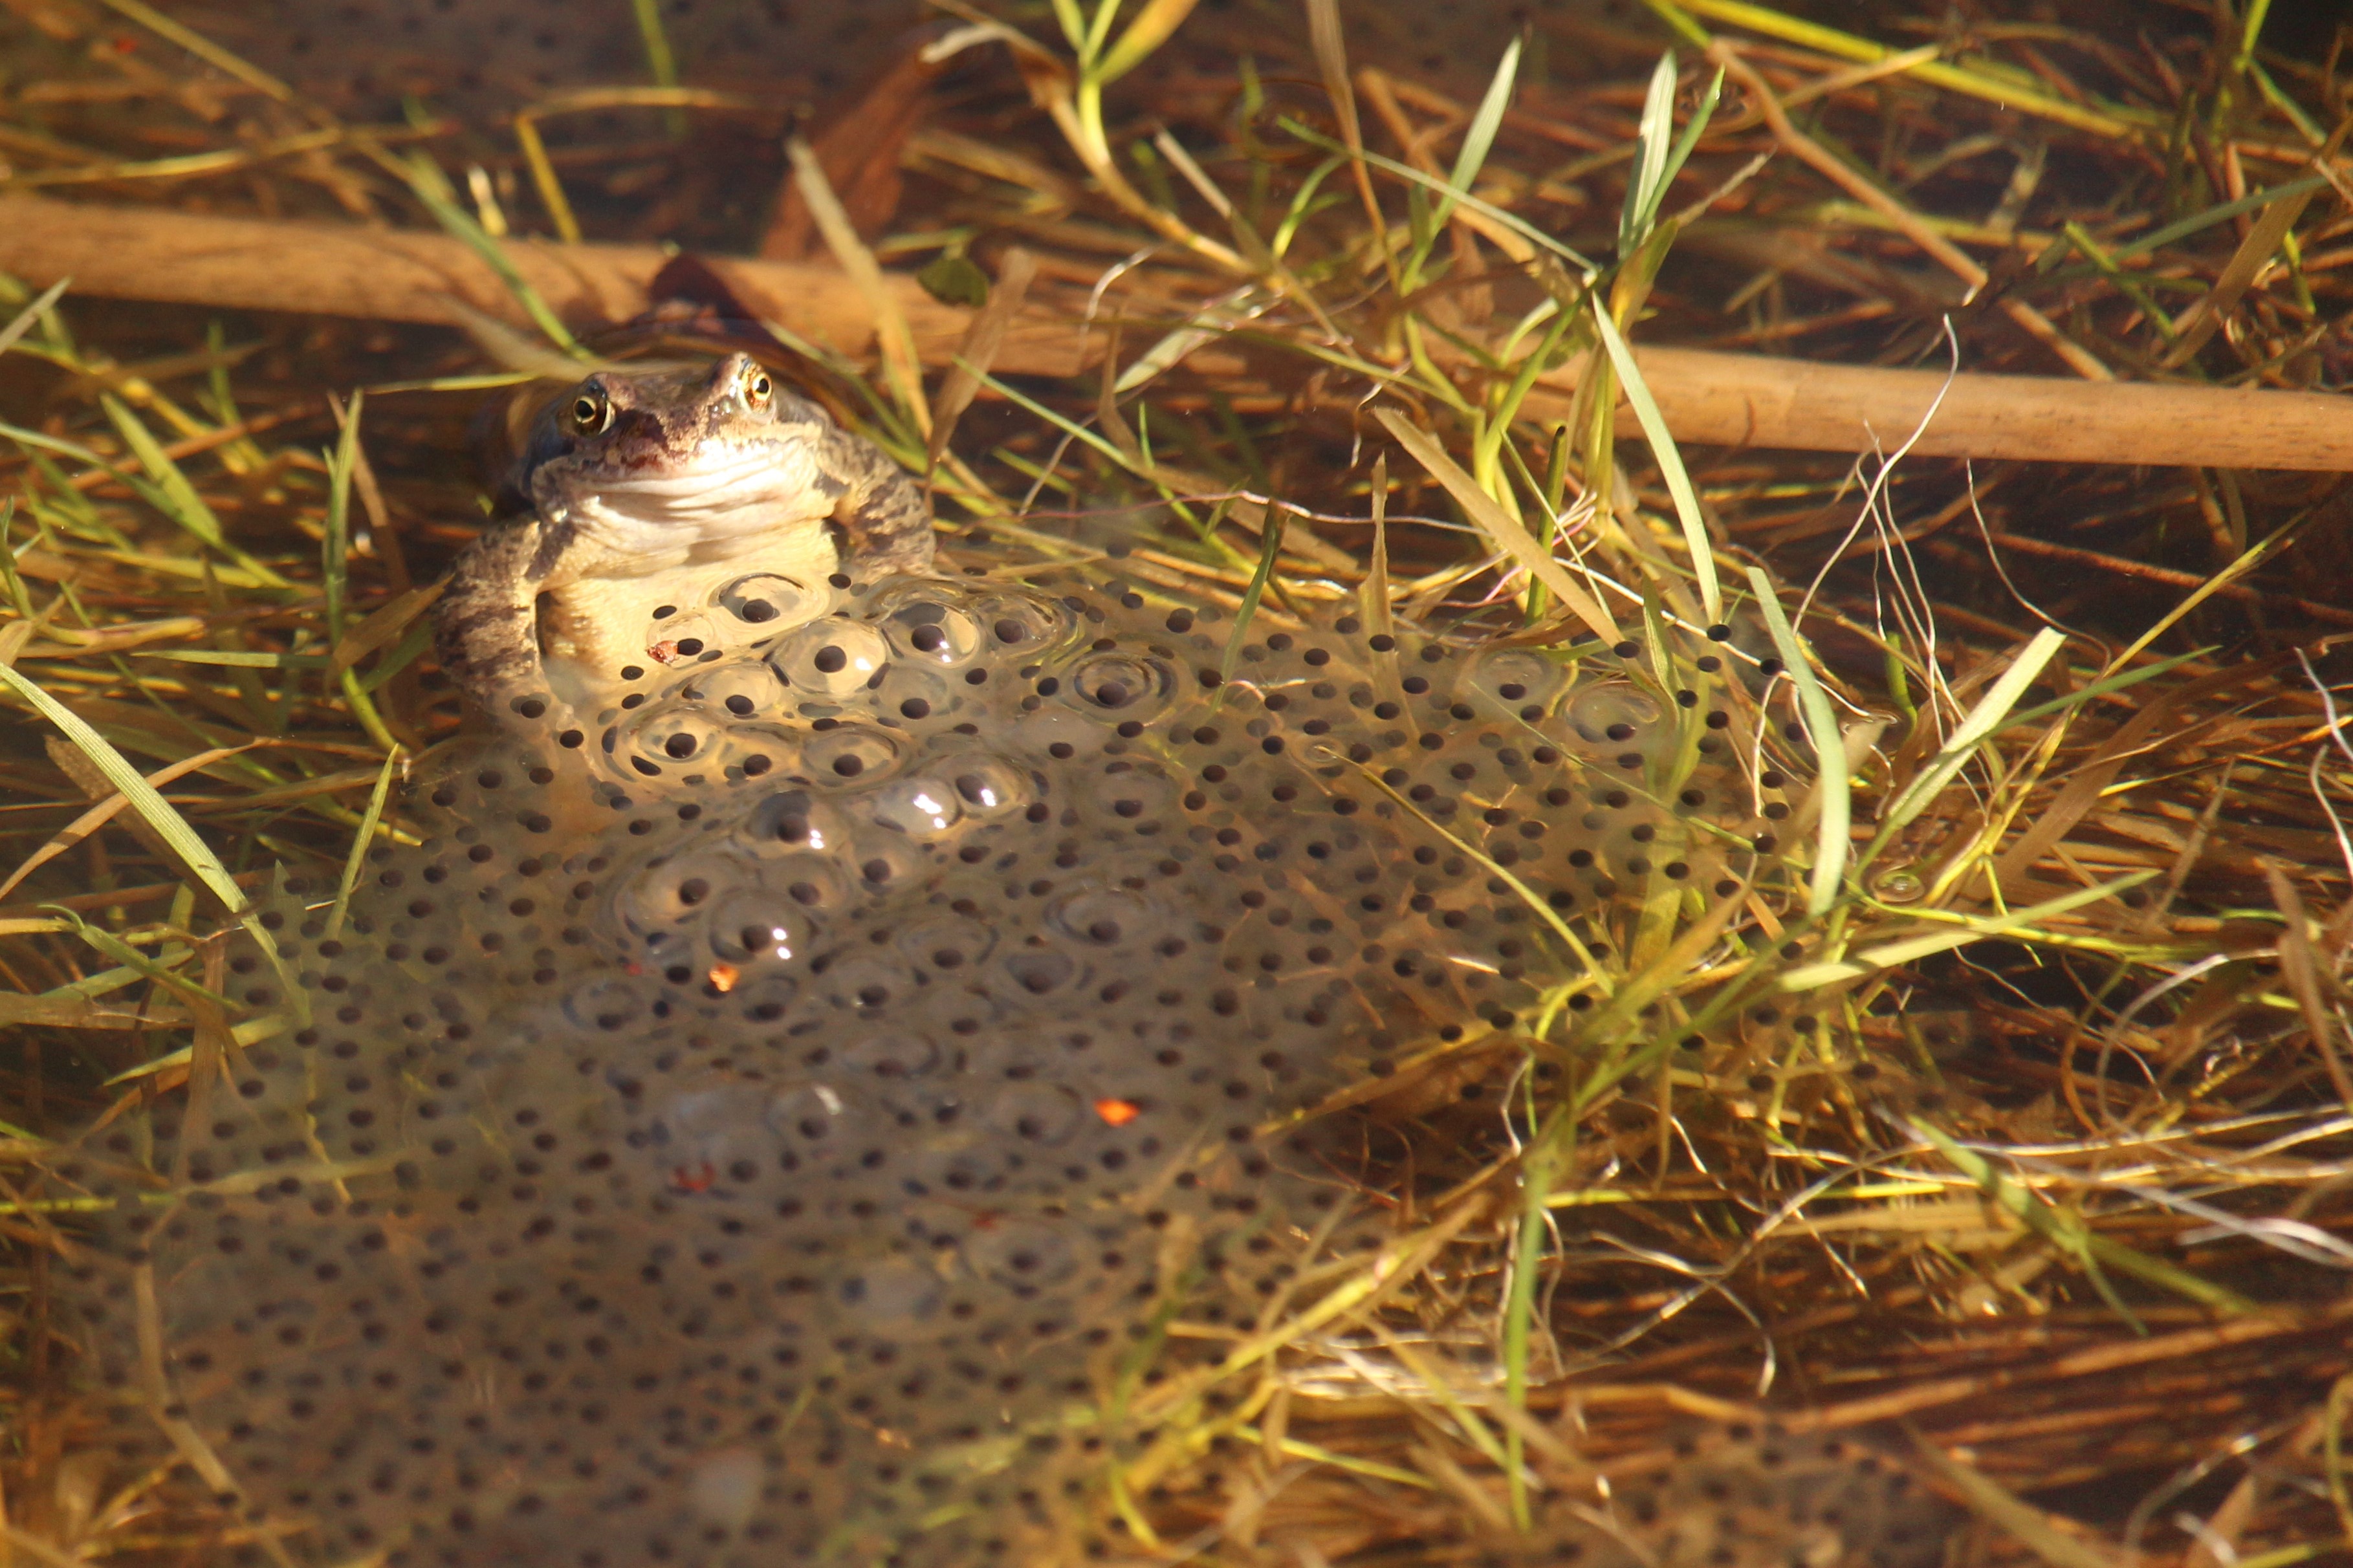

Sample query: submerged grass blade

[322,391,362,643]
[1908,1436,2138,1568]
[1096,0,1202,85]
[1,667,246,917]
[628,0,680,92]
[1914,1120,2256,1318]
[1669,0,2147,138]
[327,748,401,941]
[1219,504,1289,684]
[1279,117,1598,274]
[1651,66,1724,230]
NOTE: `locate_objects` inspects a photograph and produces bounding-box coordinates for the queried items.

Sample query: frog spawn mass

[67,571,1941,1568]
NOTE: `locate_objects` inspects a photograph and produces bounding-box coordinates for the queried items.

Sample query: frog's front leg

[818,426,936,578]
[436,516,559,721]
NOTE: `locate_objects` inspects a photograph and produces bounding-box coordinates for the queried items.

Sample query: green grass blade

[46,912,221,1010]
[1113,288,1264,395]
[2107,173,2327,263]
[1868,626,2066,859]
[322,391,363,643]
[1219,504,1289,684]
[1376,408,1621,644]
[1619,50,1678,254]
[0,278,69,361]
[356,616,435,694]
[964,365,1135,468]
[1269,155,1347,259]
[1913,1119,2255,1316]
[99,397,291,588]
[0,667,243,914]
[628,0,680,90]
[1746,567,1844,916]
[1590,302,1718,622]
[1279,117,1599,274]
[398,153,587,357]
[1996,649,2201,733]
[102,397,222,547]
[1650,66,1724,228]
[0,662,304,1017]
[1439,37,1520,233]
[0,499,33,620]
[327,747,401,941]
[1097,0,1203,84]
[2235,0,2274,74]
[1,423,102,466]
[1782,873,2153,987]
[1670,0,2147,138]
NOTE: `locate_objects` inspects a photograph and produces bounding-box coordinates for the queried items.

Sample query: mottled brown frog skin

[435,352,932,719]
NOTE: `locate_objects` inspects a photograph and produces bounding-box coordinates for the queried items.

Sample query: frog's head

[516,353,837,552]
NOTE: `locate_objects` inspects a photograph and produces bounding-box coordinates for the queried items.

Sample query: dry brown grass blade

[1908,1434,2133,1568]
[787,136,931,436]
[1304,0,1399,294]
[39,739,236,917]
[2162,116,2353,367]
[328,580,441,677]
[760,44,941,262]
[930,248,1040,467]
[2266,862,2353,1111]
[1706,41,2112,381]
[0,742,256,905]
[1374,408,1621,642]
[1991,660,2282,893]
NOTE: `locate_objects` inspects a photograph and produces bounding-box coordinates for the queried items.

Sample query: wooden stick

[0,194,1088,377]
[7,196,2353,472]
[1525,349,2353,472]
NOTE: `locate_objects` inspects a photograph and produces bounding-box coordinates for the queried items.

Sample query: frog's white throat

[558,483,833,567]
[535,506,841,706]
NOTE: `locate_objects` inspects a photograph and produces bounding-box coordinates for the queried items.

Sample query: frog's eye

[745,371,774,409]
[567,389,609,435]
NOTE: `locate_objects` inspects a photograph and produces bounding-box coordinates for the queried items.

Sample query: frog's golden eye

[567,390,609,435]
[745,371,774,409]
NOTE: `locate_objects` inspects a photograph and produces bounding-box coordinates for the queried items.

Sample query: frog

[434,351,932,722]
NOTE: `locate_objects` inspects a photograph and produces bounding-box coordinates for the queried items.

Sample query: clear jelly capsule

[868,776,963,839]
[714,571,829,631]
[772,618,890,697]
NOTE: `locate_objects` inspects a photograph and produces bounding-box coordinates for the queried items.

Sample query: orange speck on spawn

[1093,1097,1141,1127]
[648,640,683,665]
[707,962,741,993]
[671,1162,717,1193]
